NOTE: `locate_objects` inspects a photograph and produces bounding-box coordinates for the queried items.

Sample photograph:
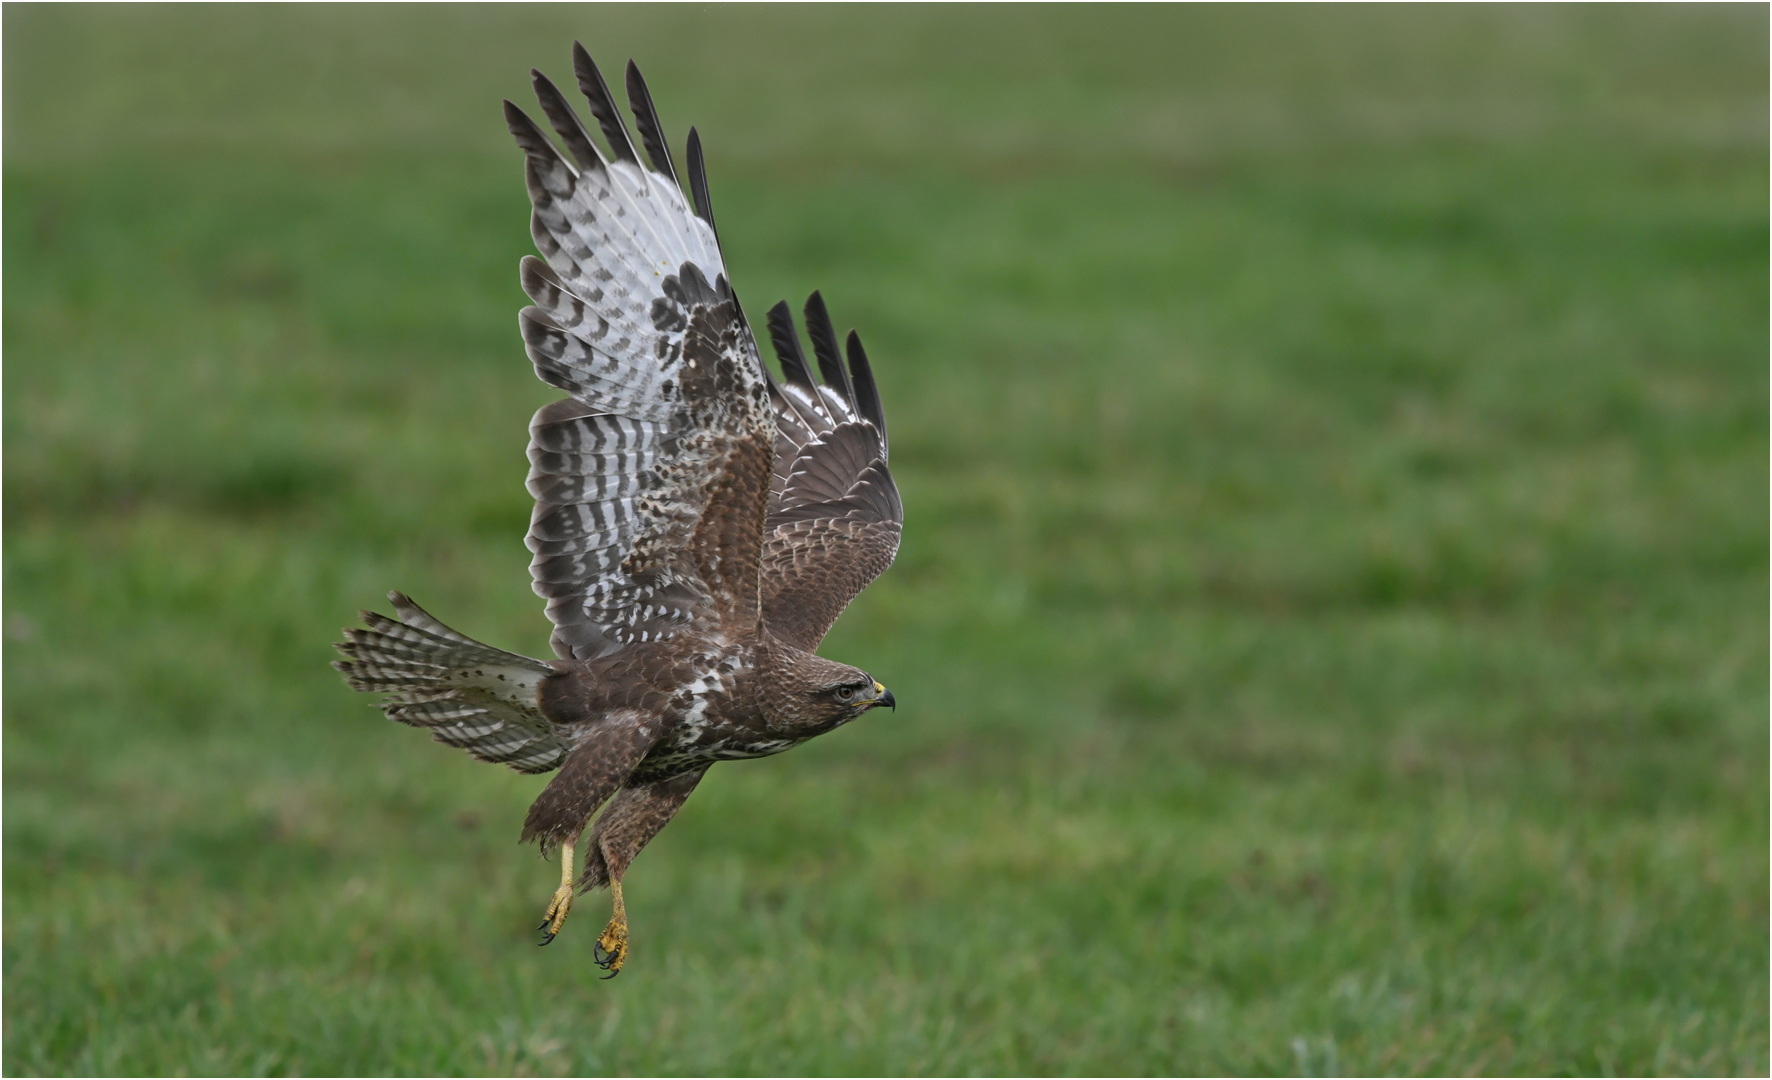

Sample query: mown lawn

[4,5,1766,1075]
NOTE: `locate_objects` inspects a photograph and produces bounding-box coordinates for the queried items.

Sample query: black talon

[538,932,556,946]
[592,941,624,976]
[537,919,550,931]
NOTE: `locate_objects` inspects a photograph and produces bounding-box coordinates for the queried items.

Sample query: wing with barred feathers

[509,45,775,660]
[760,295,902,652]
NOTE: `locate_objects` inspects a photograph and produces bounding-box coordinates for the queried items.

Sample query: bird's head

[818,669,895,720]
[768,648,895,728]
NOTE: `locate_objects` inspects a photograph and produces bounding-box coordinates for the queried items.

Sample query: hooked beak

[872,681,895,711]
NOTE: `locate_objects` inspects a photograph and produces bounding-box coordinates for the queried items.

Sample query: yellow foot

[593,879,629,978]
[537,833,577,947]
[593,913,628,978]
[536,882,574,946]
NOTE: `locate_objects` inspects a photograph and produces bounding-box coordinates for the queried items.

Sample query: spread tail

[332,591,571,774]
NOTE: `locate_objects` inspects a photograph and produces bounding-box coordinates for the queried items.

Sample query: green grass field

[4,5,1766,1075]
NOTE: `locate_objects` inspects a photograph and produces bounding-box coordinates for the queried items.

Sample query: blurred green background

[4,4,1766,1075]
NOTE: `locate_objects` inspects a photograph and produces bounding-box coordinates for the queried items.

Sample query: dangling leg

[594,873,629,976]
[518,710,661,946]
[583,767,708,977]
[537,829,581,946]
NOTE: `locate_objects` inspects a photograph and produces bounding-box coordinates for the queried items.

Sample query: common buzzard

[333,44,901,977]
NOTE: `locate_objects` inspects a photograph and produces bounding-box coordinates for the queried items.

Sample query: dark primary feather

[767,300,819,395]
[625,60,681,186]
[845,331,888,455]
[573,41,641,165]
[504,99,569,168]
[803,291,856,409]
[530,68,604,172]
[686,127,716,230]
[681,126,753,340]
[763,299,842,474]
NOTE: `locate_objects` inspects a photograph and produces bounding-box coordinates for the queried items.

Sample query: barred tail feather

[333,592,572,774]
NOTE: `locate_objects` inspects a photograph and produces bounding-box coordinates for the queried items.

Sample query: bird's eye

[836,686,853,700]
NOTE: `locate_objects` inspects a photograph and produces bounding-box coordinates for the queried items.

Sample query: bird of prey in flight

[334,43,901,977]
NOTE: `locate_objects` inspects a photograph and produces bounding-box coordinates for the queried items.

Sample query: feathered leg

[520,709,661,945]
[581,767,708,977]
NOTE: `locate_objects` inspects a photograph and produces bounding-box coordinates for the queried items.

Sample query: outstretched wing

[759,294,902,652]
[508,46,775,660]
